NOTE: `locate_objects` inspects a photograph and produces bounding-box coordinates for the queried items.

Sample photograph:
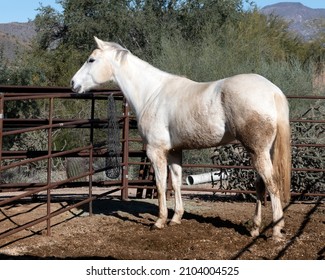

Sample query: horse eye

[88,58,95,63]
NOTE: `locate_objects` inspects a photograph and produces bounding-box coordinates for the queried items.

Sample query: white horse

[71,37,291,240]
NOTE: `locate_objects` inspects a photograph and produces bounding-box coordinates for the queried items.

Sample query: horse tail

[272,92,291,203]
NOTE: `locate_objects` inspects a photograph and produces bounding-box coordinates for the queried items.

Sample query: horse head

[71,37,126,93]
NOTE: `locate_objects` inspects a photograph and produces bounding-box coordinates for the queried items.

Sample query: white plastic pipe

[186,171,228,185]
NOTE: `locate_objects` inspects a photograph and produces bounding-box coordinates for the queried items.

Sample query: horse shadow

[79,198,250,237]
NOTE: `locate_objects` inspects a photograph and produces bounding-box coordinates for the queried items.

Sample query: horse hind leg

[251,150,284,241]
[236,114,284,240]
[250,176,265,237]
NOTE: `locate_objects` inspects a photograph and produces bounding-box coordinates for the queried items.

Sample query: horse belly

[170,120,227,149]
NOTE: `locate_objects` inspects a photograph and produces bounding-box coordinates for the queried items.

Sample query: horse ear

[94,37,106,50]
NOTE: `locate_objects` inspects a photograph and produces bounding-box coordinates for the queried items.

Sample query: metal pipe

[46,97,54,236]
[2,119,93,136]
[0,145,93,172]
[88,95,95,216]
[186,171,228,185]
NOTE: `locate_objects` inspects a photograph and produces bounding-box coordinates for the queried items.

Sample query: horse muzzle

[70,80,82,93]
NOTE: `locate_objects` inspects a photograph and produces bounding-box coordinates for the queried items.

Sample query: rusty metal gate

[0,86,324,239]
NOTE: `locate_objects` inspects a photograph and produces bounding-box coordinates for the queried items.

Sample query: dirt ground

[0,193,324,260]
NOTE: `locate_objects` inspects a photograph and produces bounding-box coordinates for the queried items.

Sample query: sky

[0,0,325,24]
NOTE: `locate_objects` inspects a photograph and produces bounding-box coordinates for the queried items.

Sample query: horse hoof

[168,221,181,227]
[271,234,285,242]
[250,228,260,238]
[150,224,163,231]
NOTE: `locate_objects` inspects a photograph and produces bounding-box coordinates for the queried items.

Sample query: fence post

[0,92,3,169]
[88,95,95,215]
[121,99,129,200]
[45,97,54,236]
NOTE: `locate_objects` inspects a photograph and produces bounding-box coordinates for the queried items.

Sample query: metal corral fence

[0,86,324,239]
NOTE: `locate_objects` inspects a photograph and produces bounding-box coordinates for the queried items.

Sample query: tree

[6,0,323,90]
[33,0,244,59]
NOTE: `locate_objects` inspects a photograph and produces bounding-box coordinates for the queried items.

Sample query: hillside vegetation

[0,22,36,60]
[0,1,323,89]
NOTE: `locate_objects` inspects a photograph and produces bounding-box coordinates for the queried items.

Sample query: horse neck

[112,53,169,117]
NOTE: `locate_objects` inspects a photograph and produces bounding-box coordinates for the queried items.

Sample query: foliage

[3,0,325,89]
[153,12,316,99]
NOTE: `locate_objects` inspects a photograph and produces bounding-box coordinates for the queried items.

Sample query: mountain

[0,21,36,61]
[260,2,325,40]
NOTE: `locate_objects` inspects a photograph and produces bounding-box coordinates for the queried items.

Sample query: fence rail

[0,86,324,239]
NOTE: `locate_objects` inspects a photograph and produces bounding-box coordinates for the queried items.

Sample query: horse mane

[103,41,129,62]
[105,42,127,51]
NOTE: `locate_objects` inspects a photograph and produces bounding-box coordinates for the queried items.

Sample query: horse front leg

[146,146,168,230]
[168,150,184,226]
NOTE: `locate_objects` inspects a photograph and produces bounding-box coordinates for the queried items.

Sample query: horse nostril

[70,80,81,93]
